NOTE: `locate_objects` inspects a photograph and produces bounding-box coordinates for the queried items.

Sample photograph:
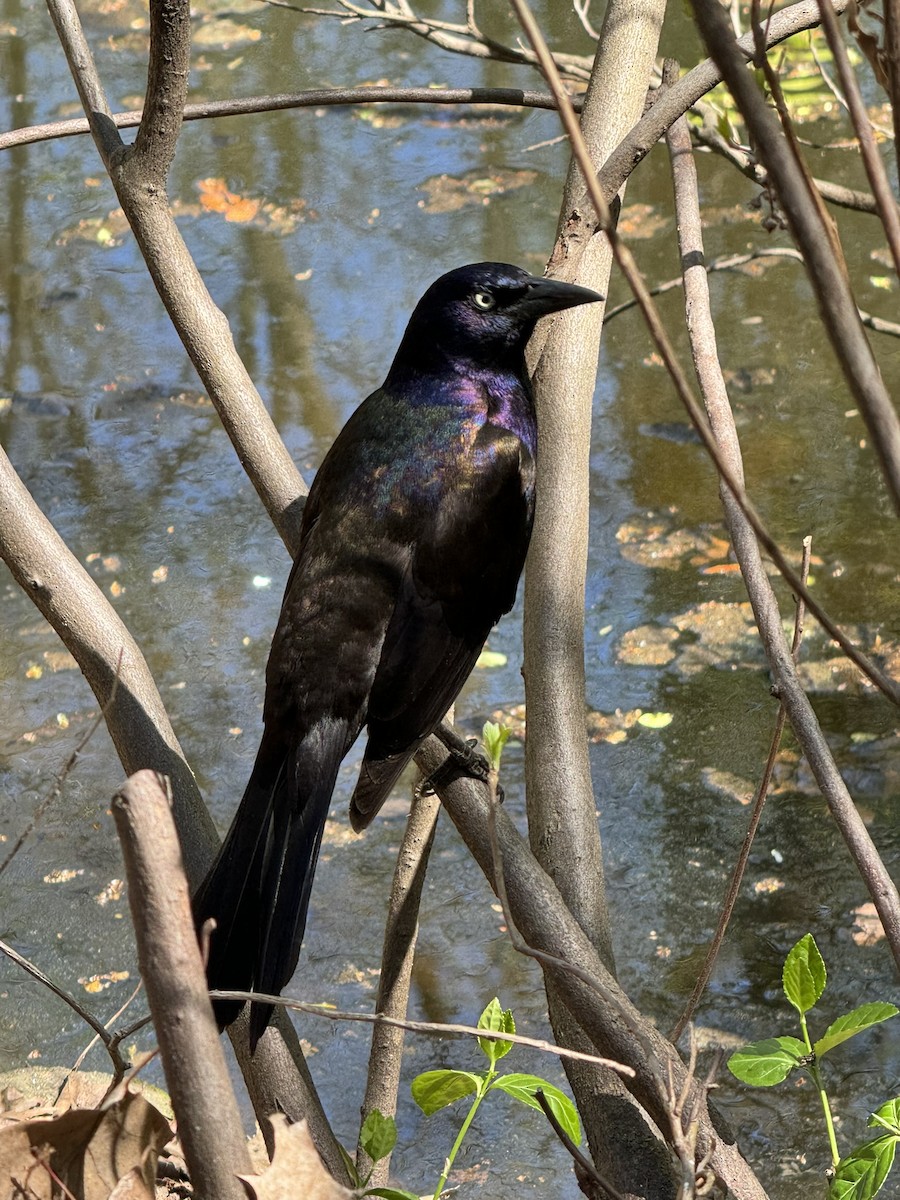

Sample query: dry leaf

[197,177,261,223]
[239,1116,352,1200]
[108,1166,154,1199]
[0,1089,170,1200]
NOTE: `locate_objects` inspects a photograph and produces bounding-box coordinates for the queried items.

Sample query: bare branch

[0,682,115,879]
[690,0,900,509]
[814,0,900,274]
[211,989,636,1075]
[46,0,308,553]
[597,0,853,199]
[357,785,441,1185]
[512,0,900,705]
[412,733,769,1199]
[286,0,593,79]
[662,87,900,977]
[111,770,251,1200]
[0,86,570,153]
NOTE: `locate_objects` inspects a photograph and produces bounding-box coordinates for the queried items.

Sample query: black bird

[194,262,602,1044]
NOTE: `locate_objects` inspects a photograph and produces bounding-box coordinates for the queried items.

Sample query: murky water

[1,0,899,1196]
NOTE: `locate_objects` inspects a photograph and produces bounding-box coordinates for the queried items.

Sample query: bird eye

[472,290,496,310]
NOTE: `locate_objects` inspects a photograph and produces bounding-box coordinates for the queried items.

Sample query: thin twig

[210,991,635,1076]
[0,86,574,153]
[0,667,119,879]
[0,939,130,1079]
[604,248,900,338]
[814,0,900,275]
[55,979,146,1105]
[286,0,594,79]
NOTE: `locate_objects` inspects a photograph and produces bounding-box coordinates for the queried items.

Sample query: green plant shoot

[411,998,580,1199]
[727,934,898,1200]
[482,721,511,773]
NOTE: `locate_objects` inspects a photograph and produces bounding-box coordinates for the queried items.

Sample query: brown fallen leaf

[108,1166,154,1199]
[239,1116,352,1200]
[0,1089,170,1200]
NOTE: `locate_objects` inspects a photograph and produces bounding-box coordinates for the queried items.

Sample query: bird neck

[385,346,536,455]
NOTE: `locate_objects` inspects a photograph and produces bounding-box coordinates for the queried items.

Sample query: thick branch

[112,770,251,1200]
[518,0,663,1187]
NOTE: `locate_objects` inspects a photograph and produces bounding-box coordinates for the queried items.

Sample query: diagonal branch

[690,0,900,510]
[46,0,307,554]
[663,80,900,978]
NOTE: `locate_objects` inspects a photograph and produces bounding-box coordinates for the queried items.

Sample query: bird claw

[419,735,497,798]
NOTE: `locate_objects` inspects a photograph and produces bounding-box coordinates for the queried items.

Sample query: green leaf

[491,1074,582,1145]
[360,1109,397,1163]
[411,1069,482,1116]
[477,997,515,1063]
[814,1004,899,1057]
[783,933,826,1014]
[727,1036,807,1086]
[481,722,511,771]
[364,1190,422,1200]
[830,1135,897,1199]
[869,1098,900,1137]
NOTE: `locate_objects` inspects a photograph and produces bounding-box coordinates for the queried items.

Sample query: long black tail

[193,718,350,1047]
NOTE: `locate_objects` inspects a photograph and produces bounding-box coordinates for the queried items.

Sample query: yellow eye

[473,290,495,310]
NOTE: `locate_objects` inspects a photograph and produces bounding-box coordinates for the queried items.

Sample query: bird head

[390,262,603,375]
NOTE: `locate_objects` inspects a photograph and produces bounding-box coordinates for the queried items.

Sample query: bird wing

[349,423,535,829]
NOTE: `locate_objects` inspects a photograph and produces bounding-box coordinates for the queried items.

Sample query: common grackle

[194,262,602,1045]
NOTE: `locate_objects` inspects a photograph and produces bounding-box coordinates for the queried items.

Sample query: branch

[514,0,900,705]
[518,0,667,1184]
[662,84,900,976]
[0,939,130,1080]
[412,735,769,1200]
[210,990,635,1074]
[357,785,441,1186]
[813,0,900,274]
[597,0,854,199]
[286,0,593,80]
[46,0,308,554]
[111,770,252,1200]
[690,107,888,215]
[0,270,343,1188]
[690,0,900,510]
[0,86,571,153]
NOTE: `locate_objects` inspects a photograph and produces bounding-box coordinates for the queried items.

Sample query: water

[1,0,899,1196]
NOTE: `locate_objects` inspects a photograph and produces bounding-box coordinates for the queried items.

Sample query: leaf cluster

[728,935,899,1199]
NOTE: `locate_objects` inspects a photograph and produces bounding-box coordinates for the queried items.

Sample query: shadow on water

[1,1,899,1195]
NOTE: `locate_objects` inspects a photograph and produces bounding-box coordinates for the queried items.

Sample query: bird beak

[519,275,604,318]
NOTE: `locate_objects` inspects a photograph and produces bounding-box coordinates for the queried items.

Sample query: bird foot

[419,734,503,802]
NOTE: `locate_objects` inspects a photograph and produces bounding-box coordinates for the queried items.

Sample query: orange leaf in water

[197,177,260,223]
